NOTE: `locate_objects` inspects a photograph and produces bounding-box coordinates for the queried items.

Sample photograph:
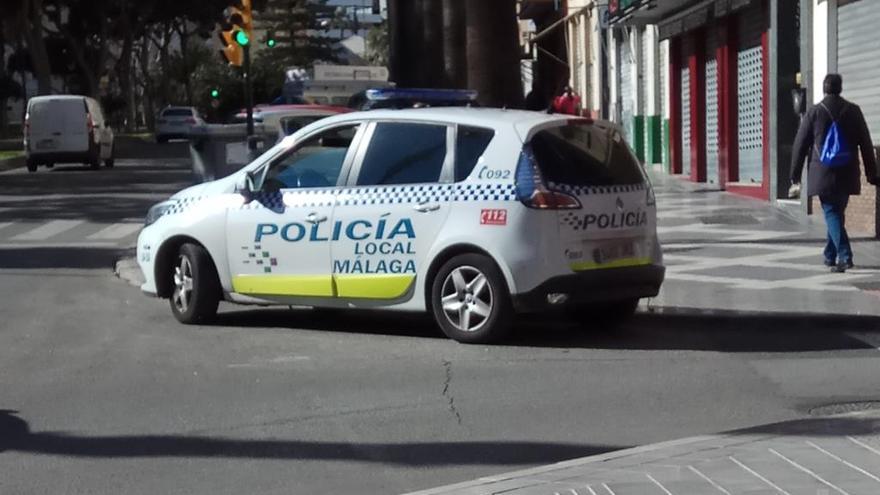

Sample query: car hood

[169,174,239,200]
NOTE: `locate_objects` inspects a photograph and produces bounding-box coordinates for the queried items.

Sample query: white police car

[138,101,664,343]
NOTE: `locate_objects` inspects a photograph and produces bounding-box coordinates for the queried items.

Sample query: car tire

[104,157,114,168]
[169,243,221,325]
[26,161,37,173]
[567,298,640,328]
[156,136,167,144]
[45,162,54,169]
[431,253,512,344]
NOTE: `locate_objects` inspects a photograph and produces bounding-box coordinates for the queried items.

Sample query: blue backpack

[818,102,853,168]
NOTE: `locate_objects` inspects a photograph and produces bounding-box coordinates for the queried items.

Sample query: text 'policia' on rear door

[520,121,656,271]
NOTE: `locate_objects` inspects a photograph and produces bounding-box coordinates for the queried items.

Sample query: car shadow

[0,410,622,465]
[209,306,880,353]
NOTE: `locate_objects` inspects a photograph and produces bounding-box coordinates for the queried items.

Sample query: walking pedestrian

[790,74,878,273]
[552,85,582,116]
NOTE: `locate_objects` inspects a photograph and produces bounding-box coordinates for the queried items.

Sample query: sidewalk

[407,411,880,495]
[408,174,880,495]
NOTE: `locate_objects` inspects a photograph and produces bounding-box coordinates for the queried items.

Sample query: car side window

[263,124,360,191]
[455,126,495,181]
[356,122,448,186]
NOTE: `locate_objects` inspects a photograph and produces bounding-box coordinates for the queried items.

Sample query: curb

[403,411,880,495]
[403,433,721,495]
[115,256,145,287]
[0,155,25,172]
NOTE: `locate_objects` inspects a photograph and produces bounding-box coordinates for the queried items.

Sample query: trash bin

[188,124,269,183]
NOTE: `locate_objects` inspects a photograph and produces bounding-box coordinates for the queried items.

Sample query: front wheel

[169,243,221,324]
[431,254,512,344]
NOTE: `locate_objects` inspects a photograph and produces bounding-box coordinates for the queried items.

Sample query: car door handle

[414,202,440,213]
[305,212,328,224]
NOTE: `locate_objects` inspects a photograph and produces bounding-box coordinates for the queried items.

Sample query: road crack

[442,360,462,425]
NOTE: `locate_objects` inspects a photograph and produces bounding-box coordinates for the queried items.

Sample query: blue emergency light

[365,88,479,103]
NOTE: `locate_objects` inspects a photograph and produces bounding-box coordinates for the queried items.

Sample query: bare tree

[19,0,53,95]
[465,0,523,107]
[442,0,466,89]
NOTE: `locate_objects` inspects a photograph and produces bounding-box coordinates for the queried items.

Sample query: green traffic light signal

[210,89,220,99]
[234,30,250,47]
[267,38,276,48]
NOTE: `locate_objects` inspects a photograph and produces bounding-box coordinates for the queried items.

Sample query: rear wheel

[156,135,168,144]
[431,254,512,344]
[169,243,221,324]
[104,157,114,168]
[26,161,37,173]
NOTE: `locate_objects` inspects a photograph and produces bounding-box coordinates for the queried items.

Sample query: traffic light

[217,0,253,66]
[210,88,220,99]
[264,32,276,48]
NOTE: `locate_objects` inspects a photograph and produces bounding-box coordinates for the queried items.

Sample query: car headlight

[144,201,175,227]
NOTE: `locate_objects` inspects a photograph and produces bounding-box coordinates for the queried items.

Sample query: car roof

[313,107,597,139]
[240,104,352,116]
[29,95,86,102]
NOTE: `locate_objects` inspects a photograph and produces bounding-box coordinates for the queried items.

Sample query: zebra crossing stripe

[11,220,83,241]
[87,223,142,240]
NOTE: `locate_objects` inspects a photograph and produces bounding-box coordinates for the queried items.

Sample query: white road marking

[645,474,672,495]
[688,465,732,494]
[584,486,598,495]
[729,456,791,495]
[87,223,141,240]
[768,448,849,495]
[847,436,880,457]
[601,483,616,495]
[11,220,82,241]
[844,332,880,351]
[0,241,119,248]
[807,440,880,484]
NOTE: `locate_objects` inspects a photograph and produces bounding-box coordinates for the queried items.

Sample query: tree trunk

[465,0,523,108]
[0,20,8,138]
[138,39,156,131]
[422,0,444,87]
[22,0,52,95]
[442,0,466,89]
[391,0,424,86]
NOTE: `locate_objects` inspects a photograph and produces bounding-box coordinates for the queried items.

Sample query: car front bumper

[136,228,158,296]
[511,264,665,313]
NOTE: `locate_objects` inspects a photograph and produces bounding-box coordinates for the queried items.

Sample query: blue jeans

[820,194,852,265]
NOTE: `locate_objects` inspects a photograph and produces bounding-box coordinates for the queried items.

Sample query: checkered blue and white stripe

[549,183,647,196]
[159,183,518,218]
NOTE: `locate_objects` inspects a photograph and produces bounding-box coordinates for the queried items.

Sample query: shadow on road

[0,247,127,269]
[0,410,621,465]
[210,307,880,353]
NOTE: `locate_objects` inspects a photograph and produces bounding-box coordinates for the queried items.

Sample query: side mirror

[238,170,261,203]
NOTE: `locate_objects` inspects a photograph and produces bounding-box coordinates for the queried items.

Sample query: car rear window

[163,108,193,117]
[455,126,494,181]
[529,123,645,186]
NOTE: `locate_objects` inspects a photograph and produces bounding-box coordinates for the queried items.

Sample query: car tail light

[184,117,197,124]
[24,113,30,133]
[86,113,95,139]
[514,145,581,210]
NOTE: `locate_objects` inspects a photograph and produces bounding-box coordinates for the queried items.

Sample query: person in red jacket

[552,86,582,116]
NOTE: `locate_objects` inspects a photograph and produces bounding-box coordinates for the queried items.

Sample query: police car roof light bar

[365,88,479,102]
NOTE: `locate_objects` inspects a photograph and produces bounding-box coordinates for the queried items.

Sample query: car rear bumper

[25,151,94,163]
[511,264,665,312]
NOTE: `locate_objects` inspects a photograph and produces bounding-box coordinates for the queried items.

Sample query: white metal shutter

[705,27,719,185]
[736,4,765,184]
[681,37,693,176]
[660,41,669,166]
[639,28,648,117]
[620,30,635,146]
[838,0,880,140]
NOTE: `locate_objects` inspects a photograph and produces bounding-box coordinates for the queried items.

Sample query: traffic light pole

[243,44,255,145]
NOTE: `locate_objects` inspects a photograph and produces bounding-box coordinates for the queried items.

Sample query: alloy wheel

[172,255,194,314]
[440,265,493,333]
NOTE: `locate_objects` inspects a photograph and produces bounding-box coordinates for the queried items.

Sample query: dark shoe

[830,263,848,273]
[824,259,836,267]
[846,260,855,269]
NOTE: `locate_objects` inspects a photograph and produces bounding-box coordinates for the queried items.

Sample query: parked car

[231,104,350,137]
[24,95,115,172]
[155,106,206,143]
[349,88,481,111]
[137,103,665,344]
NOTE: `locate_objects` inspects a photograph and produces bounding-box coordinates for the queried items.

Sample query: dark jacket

[790,94,877,197]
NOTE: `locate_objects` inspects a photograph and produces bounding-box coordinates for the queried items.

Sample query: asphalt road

[2,151,880,494]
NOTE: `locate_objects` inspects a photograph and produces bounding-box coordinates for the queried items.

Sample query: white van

[24,95,115,172]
